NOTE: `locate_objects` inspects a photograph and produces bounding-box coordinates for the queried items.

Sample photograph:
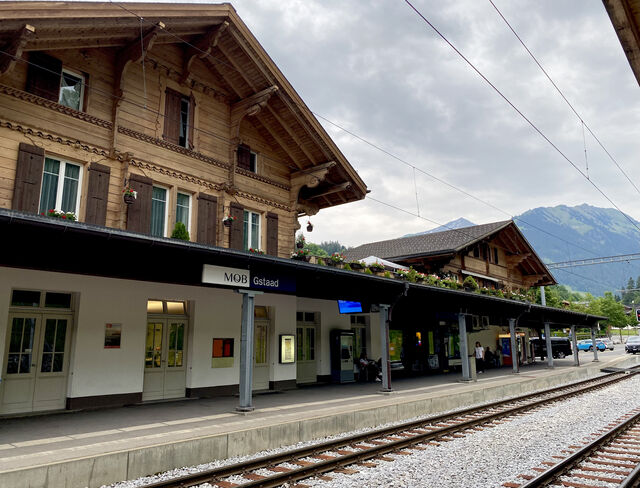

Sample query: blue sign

[250,271,296,292]
[337,300,363,314]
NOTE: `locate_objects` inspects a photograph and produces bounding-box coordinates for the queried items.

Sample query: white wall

[0,267,301,401]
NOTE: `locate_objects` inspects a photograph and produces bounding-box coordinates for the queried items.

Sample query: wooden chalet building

[344,220,556,291]
[0,2,366,251]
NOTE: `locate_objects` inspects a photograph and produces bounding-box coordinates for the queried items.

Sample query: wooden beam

[180,21,228,84]
[230,85,279,138]
[306,182,352,200]
[0,24,35,75]
[254,114,301,168]
[266,105,316,166]
[114,22,165,100]
[202,56,244,98]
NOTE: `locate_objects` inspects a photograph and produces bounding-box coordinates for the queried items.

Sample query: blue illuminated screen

[337,300,363,314]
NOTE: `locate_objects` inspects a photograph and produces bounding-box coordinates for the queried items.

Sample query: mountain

[403,217,476,237]
[514,204,640,296]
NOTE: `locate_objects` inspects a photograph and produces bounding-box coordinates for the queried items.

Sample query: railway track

[140,370,639,488]
[512,407,640,488]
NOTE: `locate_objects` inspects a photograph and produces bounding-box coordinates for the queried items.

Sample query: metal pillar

[458,313,471,381]
[509,318,519,374]
[237,290,262,412]
[571,325,579,367]
[379,304,392,392]
[590,326,599,362]
[540,286,546,306]
[544,322,553,369]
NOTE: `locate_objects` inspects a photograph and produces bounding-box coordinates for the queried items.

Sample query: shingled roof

[344,220,513,261]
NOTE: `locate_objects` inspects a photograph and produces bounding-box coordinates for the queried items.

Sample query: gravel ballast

[98,375,640,488]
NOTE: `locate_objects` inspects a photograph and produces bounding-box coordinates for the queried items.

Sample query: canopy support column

[509,318,519,374]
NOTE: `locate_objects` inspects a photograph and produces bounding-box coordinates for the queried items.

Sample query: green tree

[318,240,347,255]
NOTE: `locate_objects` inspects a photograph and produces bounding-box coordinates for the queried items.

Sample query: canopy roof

[0,209,602,329]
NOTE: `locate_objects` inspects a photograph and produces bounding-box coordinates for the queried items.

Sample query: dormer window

[237,144,257,173]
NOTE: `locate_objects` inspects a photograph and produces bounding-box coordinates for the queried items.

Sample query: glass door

[143,319,187,401]
[2,313,71,414]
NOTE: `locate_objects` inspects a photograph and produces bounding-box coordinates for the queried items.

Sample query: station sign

[202,264,296,293]
[202,264,250,288]
[250,271,296,293]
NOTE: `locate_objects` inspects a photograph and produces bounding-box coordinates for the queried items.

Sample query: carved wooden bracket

[290,161,336,210]
[230,85,278,139]
[114,22,165,103]
[180,21,229,84]
[0,24,35,75]
[506,253,531,266]
[296,200,320,217]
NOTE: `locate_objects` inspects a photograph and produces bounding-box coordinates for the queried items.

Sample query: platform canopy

[0,209,606,329]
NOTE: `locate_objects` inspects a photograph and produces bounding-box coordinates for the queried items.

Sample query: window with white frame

[243,210,261,250]
[59,69,85,111]
[175,192,191,232]
[151,186,168,237]
[39,157,82,215]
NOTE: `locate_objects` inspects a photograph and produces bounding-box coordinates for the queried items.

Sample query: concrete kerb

[2,357,639,488]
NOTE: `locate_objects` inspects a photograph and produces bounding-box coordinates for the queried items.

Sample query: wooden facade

[0,2,367,257]
[345,221,556,290]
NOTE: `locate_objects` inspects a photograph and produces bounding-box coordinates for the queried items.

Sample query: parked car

[625,336,640,354]
[531,337,573,359]
[577,339,606,352]
[601,338,614,351]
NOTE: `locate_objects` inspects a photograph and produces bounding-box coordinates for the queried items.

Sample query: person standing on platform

[475,341,485,373]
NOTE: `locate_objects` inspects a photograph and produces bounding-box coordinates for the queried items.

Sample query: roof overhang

[0,2,367,209]
[603,0,640,86]
[0,210,604,328]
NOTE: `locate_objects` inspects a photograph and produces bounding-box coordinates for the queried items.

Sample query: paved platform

[1,351,639,488]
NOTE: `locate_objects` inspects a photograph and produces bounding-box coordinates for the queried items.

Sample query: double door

[1,312,72,414]
[296,324,316,384]
[143,318,187,401]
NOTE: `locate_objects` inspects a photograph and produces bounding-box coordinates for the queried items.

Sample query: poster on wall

[279,334,295,363]
[104,323,122,349]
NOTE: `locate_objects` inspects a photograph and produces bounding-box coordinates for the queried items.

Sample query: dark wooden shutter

[229,202,244,250]
[237,144,251,171]
[266,212,279,256]
[126,173,153,234]
[197,193,217,246]
[162,88,181,145]
[26,52,62,102]
[12,143,45,213]
[85,163,111,226]
[188,93,196,150]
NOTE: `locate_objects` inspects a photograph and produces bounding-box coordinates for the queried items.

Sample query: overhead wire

[402,0,640,236]
[487,0,640,195]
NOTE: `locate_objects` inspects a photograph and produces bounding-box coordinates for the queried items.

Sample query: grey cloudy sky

[223,0,640,248]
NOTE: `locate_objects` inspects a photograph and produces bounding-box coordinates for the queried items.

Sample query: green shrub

[462,276,479,291]
[383,271,392,278]
[364,268,373,275]
[343,263,353,271]
[171,222,190,241]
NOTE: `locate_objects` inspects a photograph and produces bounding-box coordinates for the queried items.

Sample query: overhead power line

[402,0,640,237]
[547,253,640,269]
[487,0,640,197]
